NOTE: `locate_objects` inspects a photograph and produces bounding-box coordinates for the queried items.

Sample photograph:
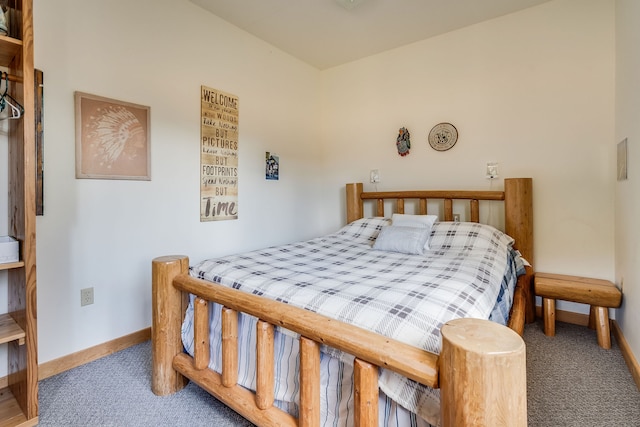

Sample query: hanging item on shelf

[0,71,24,120]
[0,236,18,264]
[0,5,7,36]
[396,127,411,156]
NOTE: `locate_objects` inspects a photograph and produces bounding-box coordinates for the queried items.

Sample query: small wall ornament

[428,122,458,151]
[396,127,411,156]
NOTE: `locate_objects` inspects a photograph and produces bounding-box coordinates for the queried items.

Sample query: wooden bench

[533,273,622,349]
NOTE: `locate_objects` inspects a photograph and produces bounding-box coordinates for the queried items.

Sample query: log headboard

[345,177,534,266]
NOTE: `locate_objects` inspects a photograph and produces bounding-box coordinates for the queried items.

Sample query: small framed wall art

[75,92,151,180]
[617,138,628,181]
[266,152,279,180]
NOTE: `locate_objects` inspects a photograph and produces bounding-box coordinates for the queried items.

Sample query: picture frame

[75,91,151,180]
[35,69,44,214]
[266,151,279,180]
[617,138,628,181]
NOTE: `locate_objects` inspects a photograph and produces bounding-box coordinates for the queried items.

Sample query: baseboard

[38,327,151,380]
[611,320,640,391]
[535,305,640,391]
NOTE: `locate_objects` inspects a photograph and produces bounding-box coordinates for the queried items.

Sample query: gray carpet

[524,321,640,426]
[38,345,253,427]
[38,322,640,426]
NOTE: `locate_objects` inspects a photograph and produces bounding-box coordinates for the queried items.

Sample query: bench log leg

[588,306,595,330]
[593,306,611,349]
[542,298,556,337]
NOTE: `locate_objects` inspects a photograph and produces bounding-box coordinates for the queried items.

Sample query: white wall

[27,0,625,369]
[615,0,640,369]
[319,0,616,316]
[32,0,323,365]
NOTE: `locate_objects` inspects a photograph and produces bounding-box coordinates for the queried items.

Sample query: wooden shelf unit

[1,0,38,425]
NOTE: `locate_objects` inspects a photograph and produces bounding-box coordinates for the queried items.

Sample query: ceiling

[189,0,553,70]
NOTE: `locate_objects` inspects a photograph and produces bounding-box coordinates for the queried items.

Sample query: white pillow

[391,214,438,250]
[392,213,438,229]
[372,226,431,255]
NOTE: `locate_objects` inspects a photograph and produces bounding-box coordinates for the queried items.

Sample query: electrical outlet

[81,287,94,306]
[370,169,380,183]
[486,162,499,179]
[453,214,460,222]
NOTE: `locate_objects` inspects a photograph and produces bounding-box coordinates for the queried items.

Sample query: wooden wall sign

[200,86,239,221]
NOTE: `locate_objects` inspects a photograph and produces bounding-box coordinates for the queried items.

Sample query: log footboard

[151,256,527,427]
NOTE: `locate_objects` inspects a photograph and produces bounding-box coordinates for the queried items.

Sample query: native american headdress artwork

[76,91,150,180]
[85,105,146,169]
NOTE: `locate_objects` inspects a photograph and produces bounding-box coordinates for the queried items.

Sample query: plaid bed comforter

[184,218,524,426]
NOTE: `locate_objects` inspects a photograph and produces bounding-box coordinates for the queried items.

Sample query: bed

[152,177,534,427]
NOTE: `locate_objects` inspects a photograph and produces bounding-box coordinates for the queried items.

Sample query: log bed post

[440,318,527,427]
[152,255,190,396]
[346,182,364,223]
[504,178,533,266]
[504,178,535,323]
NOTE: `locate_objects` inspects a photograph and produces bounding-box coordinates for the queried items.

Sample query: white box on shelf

[0,236,19,264]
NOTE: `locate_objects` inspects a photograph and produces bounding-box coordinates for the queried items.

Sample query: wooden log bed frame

[152,177,534,427]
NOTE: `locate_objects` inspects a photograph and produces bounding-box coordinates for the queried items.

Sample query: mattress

[182,217,525,426]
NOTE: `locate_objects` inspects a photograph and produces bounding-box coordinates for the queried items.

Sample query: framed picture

[617,138,628,181]
[266,152,279,180]
[35,69,44,214]
[75,92,151,180]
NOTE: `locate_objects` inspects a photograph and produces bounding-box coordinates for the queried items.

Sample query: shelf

[0,262,23,272]
[0,315,24,346]
[0,36,21,68]
[0,387,36,427]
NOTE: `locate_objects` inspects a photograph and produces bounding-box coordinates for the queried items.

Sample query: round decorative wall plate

[428,123,458,151]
